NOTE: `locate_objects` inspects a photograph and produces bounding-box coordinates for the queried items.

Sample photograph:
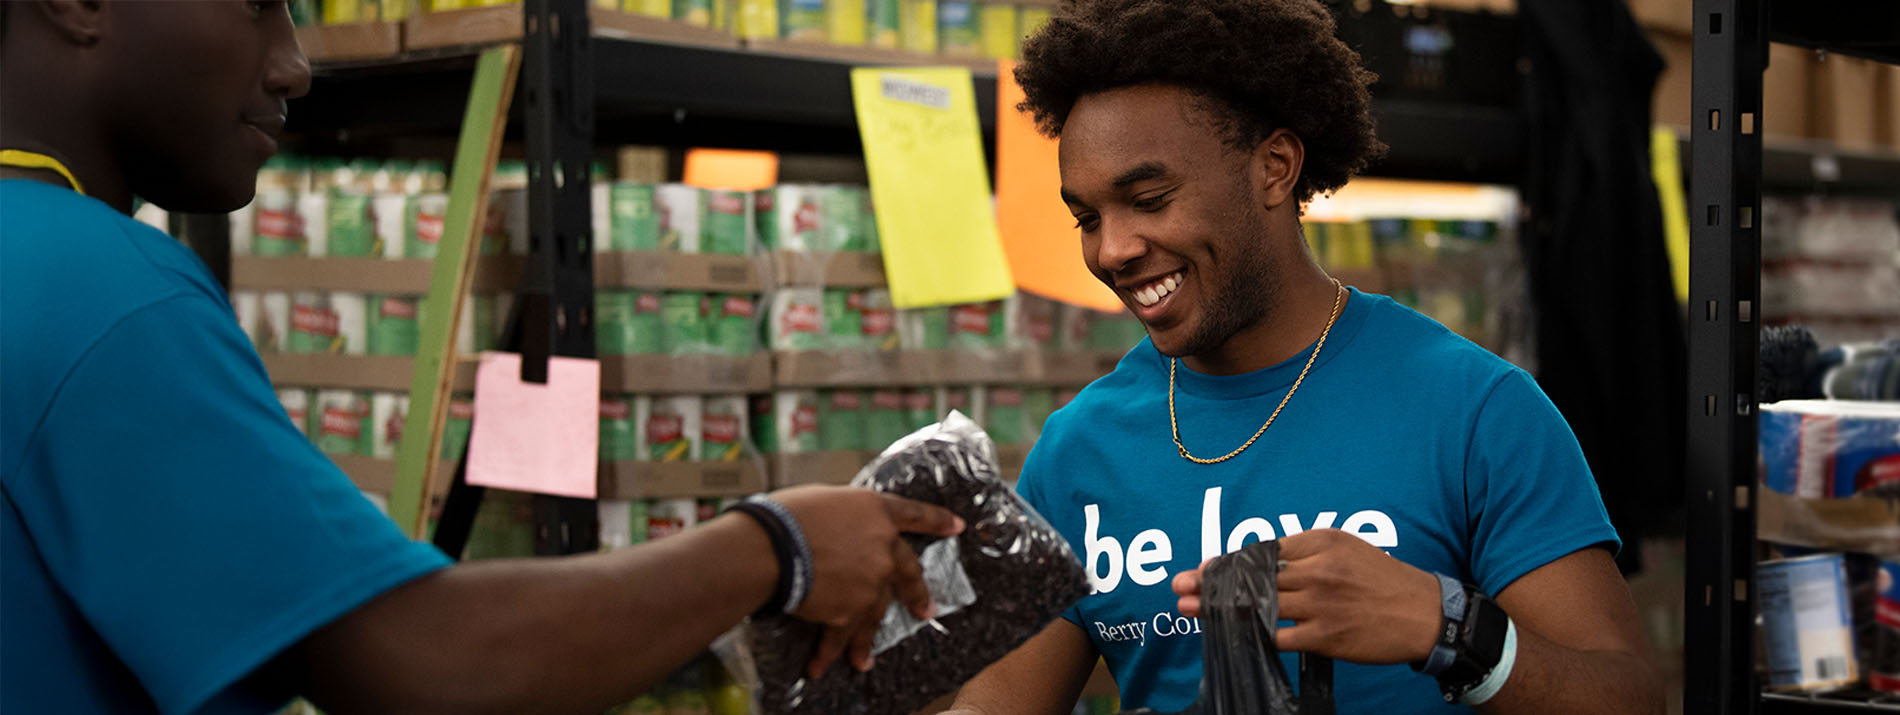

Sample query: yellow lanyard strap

[0,149,86,196]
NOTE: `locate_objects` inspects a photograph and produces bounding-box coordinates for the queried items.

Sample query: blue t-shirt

[1,181,450,713]
[1016,288,1619,713]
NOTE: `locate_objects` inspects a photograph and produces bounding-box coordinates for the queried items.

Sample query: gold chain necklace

[1169,277,1344,465]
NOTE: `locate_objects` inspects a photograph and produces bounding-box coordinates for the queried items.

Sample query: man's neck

[1,53,133,213]
[1181,261,1345,376]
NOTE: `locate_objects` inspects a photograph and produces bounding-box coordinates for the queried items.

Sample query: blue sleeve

[9,294,450,714]
[1465,369,1621,598]
[1016,414,1085,628]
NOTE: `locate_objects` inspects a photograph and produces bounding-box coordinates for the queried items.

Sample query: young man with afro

[1,2,965,711]
[947,0,1662,712]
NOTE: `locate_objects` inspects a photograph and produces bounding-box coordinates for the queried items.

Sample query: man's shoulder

[2,181,220,302]
[2,183,223,347]
[1356,292,1525,394]
[1042,341,1159,434]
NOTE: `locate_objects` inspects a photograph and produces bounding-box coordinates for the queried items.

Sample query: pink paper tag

[467,351,600,499]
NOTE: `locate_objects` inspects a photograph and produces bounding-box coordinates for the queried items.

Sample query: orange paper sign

[684,148,780,191]
[994,59,1121,312]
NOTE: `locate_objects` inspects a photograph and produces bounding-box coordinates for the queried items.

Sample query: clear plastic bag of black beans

[1119,540,1335,715]
[736,412,1090,715]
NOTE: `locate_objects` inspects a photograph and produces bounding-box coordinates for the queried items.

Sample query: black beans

[745,416,1090,715]
[1119,541,1334,715]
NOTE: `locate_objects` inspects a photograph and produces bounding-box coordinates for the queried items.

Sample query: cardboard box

[598,459,766,499]
[770,450,876,487]
[1629,0,1693,35]
[1813,53,1881,149]
[1763,43,1812,140]
[233,255,525,293]
[594,251,762,291]
[1651,34,1812,139]
[1651,29,1693,128]
[599,353,772,393]
[1877,63,1900,149]
[293,22,402,63]
[262,353,477,391]
[772,250,888,288]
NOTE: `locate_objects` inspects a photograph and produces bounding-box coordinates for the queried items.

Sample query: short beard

[1154,203,1278,361]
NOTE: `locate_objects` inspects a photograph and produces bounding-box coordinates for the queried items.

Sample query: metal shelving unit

[1683,0,1900,712]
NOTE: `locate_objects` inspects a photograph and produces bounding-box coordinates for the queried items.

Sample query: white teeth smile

[1133,272,1185,307]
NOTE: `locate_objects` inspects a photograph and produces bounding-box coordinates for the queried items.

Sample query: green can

[597,290,666,355]
[315,390,371,456]
[869,0,901,47]
[703,396,748,462]
[646,396,702,462]
[768,288,827,351]
[608,183,659,251]
[749,395,780,453]
[903,388,937,432]
[985,387,1027,445]
[824,289,863,350]
[949,301,1006,349]
[818,390,866,451]
[326,188,377,257]
[253,191,305,256]
[441,395,475,462]
[600,395,641,462]
[470,295,499,353]
[661,292,709,354]
[702,190,752,255]
[859,289,898,351]
[781,0,826,41]
[865,389,910,450]
[626,500,649,546]
[366,294,421,357]
[821,186,868,252]
[708,293,759,356]
[756,185,823,252]
[1023,387,1055,442]
[861,189,881,253]
[405,192,450,260]
[673,0,714,25]
[898,306,950,350]
[937,0,980,57]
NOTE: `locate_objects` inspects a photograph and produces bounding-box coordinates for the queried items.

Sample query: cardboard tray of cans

[262,354,478,392]
[230,255,524,293]
[773,349,1124,388]
[768,444,1033,489]
[598,459,768,500]
[599,353,773,393]
[403,5,740,52]
[294,22,403,64]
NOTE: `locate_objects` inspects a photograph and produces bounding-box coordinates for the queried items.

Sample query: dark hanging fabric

[1519,0,1687,574]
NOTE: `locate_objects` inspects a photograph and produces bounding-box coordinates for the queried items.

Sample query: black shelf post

[520,0,601,556]
[433,0,600,560]
[1685,0,1765,712]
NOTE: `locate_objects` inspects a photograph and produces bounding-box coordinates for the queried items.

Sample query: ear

[31,0,106,47]
[1249,128,1305,212]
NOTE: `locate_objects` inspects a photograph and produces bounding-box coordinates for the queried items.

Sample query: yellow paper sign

[994,60,1122,312]
[851,67,1015,309]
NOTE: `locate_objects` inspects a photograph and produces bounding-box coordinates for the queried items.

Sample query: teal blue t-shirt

[1,181,450,713]
[1016,288,1619,713]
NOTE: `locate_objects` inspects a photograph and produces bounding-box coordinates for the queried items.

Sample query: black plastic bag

[741,412,1091,714]
[1121,540,1335,715]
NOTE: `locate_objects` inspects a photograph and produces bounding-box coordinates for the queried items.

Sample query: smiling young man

[946,1,1662,713]
[2,2,966,712]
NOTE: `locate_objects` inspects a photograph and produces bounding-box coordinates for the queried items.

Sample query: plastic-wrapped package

[1121,540,1334,715]
[741,412,1089,715]
[1760,400,1900,499]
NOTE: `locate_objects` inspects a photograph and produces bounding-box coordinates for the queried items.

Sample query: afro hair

[1015,0,1388,203]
